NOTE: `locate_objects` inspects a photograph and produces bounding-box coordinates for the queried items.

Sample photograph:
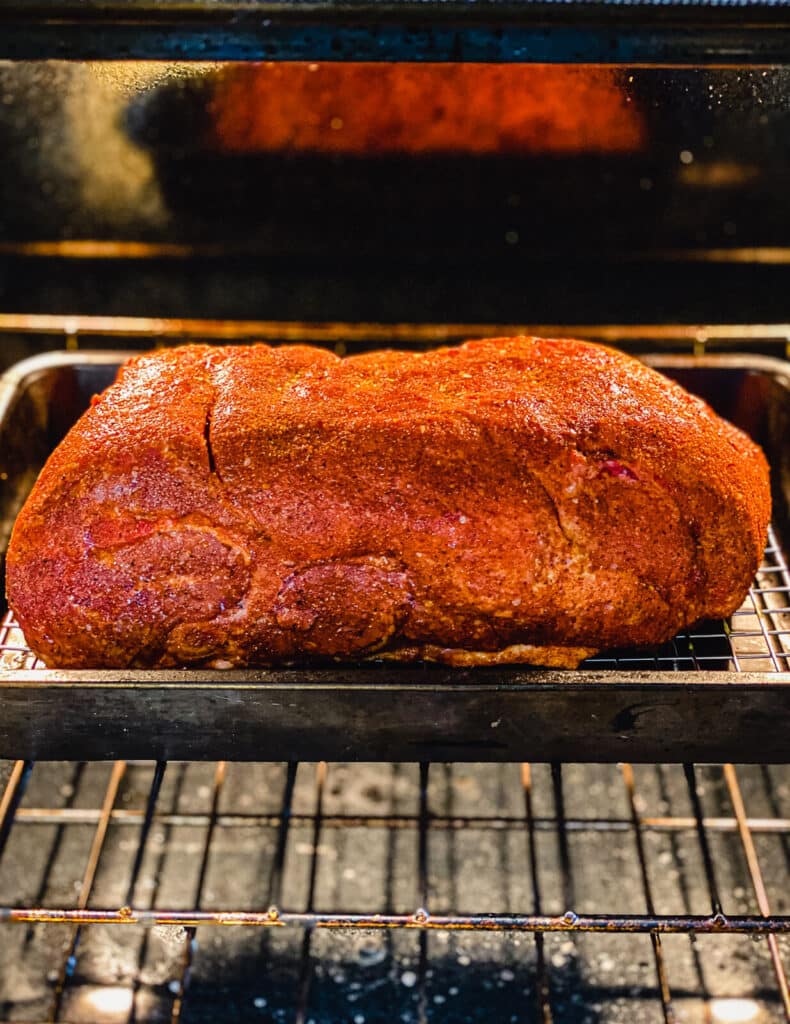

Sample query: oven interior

[1,60,790,343]
[0,347,787,1024]
[0,8,789,1022]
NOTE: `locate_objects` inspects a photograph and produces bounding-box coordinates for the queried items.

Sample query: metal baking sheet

[0,348,788,763]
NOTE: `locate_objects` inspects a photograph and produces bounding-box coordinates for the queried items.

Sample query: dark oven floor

[0,759,788,1023]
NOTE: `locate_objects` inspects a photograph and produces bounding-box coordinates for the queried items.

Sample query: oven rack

[0,759,788,1022]
[2,314,790,358]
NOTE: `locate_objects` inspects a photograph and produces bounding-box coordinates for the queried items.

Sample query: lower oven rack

[0,759,788,1022]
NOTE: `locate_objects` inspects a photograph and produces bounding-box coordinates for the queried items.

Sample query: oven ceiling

[2,0,790,63]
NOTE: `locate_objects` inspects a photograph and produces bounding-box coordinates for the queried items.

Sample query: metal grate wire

[584,524,790,672]
[0,760,788,1022]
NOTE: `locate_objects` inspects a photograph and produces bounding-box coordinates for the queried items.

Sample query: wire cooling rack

[585,524,790,672]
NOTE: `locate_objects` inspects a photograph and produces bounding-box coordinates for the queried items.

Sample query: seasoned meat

[6,338,770,669]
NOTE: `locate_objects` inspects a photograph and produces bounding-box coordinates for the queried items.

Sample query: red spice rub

[6,338,770,669]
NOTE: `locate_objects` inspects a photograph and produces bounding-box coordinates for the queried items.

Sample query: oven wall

[0,62,789,358]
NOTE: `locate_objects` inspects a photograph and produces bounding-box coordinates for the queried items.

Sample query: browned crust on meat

[5,337,771,669]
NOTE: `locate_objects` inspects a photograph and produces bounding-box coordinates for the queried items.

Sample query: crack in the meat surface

[203,405,223,483]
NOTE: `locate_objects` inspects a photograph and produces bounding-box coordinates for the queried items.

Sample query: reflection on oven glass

[0,61,789,254]
[1,62,790,325]
[207,64,646,156]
